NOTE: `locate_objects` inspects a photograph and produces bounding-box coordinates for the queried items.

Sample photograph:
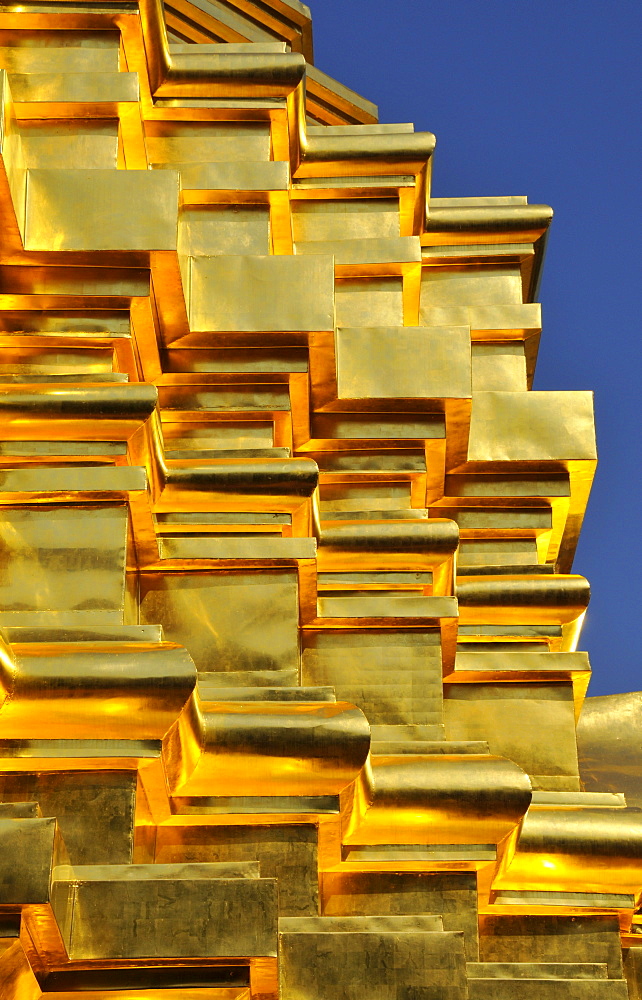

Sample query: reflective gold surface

[0,1,638,998]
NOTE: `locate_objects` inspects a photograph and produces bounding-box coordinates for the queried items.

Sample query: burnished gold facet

[0,1,639,998]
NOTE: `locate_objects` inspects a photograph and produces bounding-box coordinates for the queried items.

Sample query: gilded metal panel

[444,682,580,788]
[18,120,119,170]
[321,871,479,960]
[187,254,335,332]
[156,823,319,916]
[24,169,179,252]
[421,267,524,307]
[0,505,128,624]
[472,342,528,391]
[179,205,270,257]
[335,325,471,400]
[146,121,271,163]
[0,771,136,864]
[479,915,625,979]
[302,630,443,728]
[577,692,642,809]
[335,277,404,327]
[467,391,597,462]
[139,569,300,672]
[280,917,468,1000]
[292,199,400,242]
[52,865,279,959]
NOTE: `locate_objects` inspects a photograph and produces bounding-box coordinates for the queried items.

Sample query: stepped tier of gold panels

[0,0,640,997]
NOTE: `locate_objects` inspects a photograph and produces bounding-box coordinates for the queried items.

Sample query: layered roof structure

[0,1,640,997]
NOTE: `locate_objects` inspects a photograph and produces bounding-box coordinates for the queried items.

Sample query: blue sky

[310,0,642,697]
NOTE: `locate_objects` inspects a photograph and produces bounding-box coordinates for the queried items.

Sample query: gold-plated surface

[335,325,471,400]
[578,692,642,809]
[24,169,179,252]
[279,915,467,1000]
[51,863,278,960]
[0,1,637,998]
[184,254,335,335]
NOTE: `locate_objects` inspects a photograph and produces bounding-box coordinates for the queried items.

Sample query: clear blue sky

[310,0,642,697]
